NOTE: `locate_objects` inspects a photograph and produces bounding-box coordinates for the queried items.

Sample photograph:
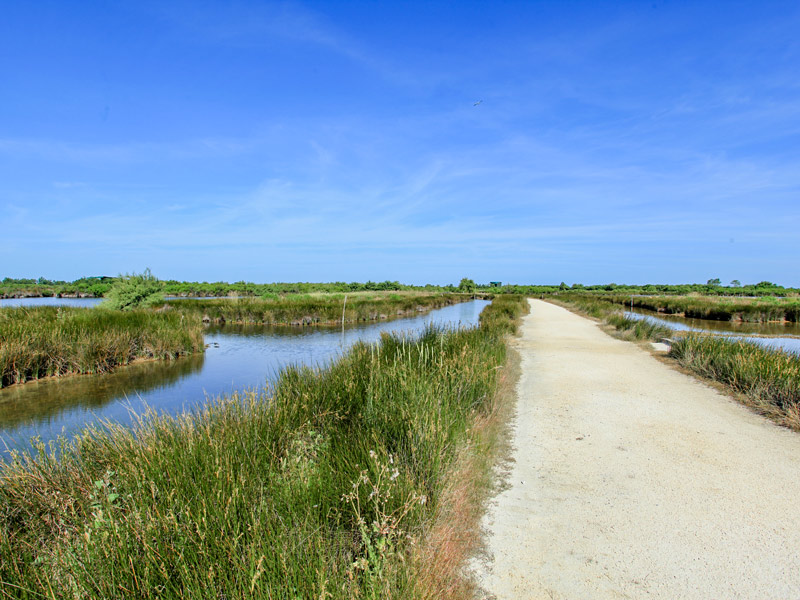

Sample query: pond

[0,299,490,456]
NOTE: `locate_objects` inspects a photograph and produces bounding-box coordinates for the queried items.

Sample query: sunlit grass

[0,296,528,599]
[168,293,470,325]
[670,335,800,429]
[0,307,204,388]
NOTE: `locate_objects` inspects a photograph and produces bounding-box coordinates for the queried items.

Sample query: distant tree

[707,278,721,286]
[559,281,568,290]
[755,281,778,289]
[103,269,164,311]
[730,279,741,287]
[458,278,476,293]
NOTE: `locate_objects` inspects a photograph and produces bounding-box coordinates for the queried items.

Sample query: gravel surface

[477,299,800,599]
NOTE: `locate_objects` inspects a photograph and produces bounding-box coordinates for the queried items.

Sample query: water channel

[625,308,800,355]
[0,298,490,456]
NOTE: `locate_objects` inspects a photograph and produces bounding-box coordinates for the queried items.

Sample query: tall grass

[669,335,800,429]
[550,296,672,342]
[168,293,468,325]
[605,313,673,341]
[564,292,800,323]
[0,295,528,599]
[0,307,204,388]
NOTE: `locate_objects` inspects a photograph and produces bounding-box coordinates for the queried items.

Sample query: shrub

[103,269,164,311]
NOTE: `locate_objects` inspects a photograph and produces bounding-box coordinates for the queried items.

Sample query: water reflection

[0,354,205,432]
[627,307,800,337]
[0,300,489,455]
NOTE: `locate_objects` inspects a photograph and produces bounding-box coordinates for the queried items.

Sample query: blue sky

[2,1,799,286]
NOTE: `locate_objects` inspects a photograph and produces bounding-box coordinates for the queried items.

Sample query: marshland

[0,293,527,599]
[2,278,800,598]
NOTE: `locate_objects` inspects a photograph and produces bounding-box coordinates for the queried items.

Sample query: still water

[0,300,490,455]
[625,309,800,355]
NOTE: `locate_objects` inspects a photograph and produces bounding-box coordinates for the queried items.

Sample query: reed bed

[669,335,800,429]
[569,292,800,323]
[0,296,528,599]
[0,307,204,388]
[168,293,468,325]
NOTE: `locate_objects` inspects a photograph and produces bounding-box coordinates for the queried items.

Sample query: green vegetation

[550,295,672,342]
[558,291,800,323]
[0,276,113,299]
[103,269,164,311]
[167,293,468,325]
[3,274,797,300]
[0,307,204,388]
[458,277,476,293]
[0,296,528,599]
[605,313,673,341]
[670,336,800,430]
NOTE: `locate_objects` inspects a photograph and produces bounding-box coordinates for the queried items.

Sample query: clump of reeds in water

[167,292,467,325]
[0,295,528,599]
[669,335,800,429]
[0,306,204,387]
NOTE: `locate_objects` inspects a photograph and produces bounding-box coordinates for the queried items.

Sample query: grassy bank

[0,307,204,388]
[168,292,470,325]
[669,336,800,430]
[549,296,672,342]
[559,292,800,323]
[0,295,528,599]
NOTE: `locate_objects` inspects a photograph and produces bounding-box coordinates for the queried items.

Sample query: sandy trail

[478,300,800,599]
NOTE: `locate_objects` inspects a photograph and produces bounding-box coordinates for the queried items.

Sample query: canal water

[0,299,490,455]
[625,309,800,355]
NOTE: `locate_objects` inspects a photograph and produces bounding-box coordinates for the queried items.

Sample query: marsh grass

[549,297,671,342]
[669,335,800,429]
[569,292,800,323]
[0,307,204,388]
[605,313,673,341]
[168,293,468,325]
[0,296,528,599]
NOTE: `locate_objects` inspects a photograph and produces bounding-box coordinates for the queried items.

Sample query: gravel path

[477,299,800,599]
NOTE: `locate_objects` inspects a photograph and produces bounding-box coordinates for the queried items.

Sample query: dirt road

[477,299,800,599]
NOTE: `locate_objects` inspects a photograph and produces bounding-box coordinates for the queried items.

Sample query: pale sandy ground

[476,299,800,599]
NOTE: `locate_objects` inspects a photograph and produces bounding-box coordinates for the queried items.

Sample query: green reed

[0,306,204,388]
[167,293,468,325]
[0,296,528,599]
[669,335,800,428]
[564,292,800,323]
[550,296,671,341]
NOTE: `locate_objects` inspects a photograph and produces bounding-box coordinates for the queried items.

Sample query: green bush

[103,269,164,311]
